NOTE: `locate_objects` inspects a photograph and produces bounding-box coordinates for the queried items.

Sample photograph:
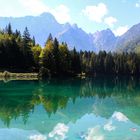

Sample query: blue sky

[0,0,140,36]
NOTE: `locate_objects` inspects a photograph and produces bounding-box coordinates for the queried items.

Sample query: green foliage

[59,43,71,74]
[0,24,140,77]
[6,23,12,35]
[70,47,81,74]
[31,44,42,70]
[0,25,35,72]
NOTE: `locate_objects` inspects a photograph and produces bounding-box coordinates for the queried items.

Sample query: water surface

[0,77,140,140]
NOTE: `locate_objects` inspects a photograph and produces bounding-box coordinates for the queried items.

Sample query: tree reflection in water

[0,76,140,127]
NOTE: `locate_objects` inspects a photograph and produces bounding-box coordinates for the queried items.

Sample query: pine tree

[23,27,31,46]
[53,38,60,74]
[71,47,81,74]
[22,27,34,70]
[32,36,36,46]
[6,23,12,35]
[45,33,53,45]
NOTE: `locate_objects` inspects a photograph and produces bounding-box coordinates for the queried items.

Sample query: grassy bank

[0,71,38,81]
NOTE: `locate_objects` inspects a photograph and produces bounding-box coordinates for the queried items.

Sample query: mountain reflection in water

[0,76,140,140]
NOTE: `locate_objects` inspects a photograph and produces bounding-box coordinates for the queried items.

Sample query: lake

[0,76,140,140]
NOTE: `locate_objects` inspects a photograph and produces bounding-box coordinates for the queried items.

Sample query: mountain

[57,24,94,50]
[0,13,64,46]
[0,13,96,51]
[3,12,140,53]
[92,29,117,52]
[115,23,140,53]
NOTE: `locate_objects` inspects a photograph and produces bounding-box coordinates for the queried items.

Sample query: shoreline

[0,71,38,81]
[0,71,139,82]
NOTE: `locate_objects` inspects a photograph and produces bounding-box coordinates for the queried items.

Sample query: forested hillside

[0,24,140,77]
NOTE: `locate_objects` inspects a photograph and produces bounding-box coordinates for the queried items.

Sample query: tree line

[0,24,140,77]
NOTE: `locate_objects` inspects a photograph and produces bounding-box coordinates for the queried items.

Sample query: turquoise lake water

[0,77,140,140]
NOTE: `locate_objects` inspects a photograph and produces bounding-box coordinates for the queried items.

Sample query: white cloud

[104,121,116,131]
[135,1,140,8]
[85,126,104,140]
[113,26,129,36]
[112,111,129,122]
[19,0,71,23]
[136,4,140,7]
[104,16,117,28]
[19,0,49,15]
[29,134,47,140]
[50,5,71,24]
[48,123,69,140]
[82,3,108,23]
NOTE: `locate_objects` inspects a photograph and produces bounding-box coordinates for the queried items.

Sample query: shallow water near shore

[0,76,140,140]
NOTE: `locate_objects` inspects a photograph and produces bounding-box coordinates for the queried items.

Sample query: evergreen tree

[6,23,12,35]
[45,33,53,45]
[39,35,54,76]
[32,45,42,70]
[104,52,114,74]
[0,24,140,77]
[53,38,60,74]
[71,47,81,74]
[32,36,36,46]
[59,43,71,74]
[22,27,34,69]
